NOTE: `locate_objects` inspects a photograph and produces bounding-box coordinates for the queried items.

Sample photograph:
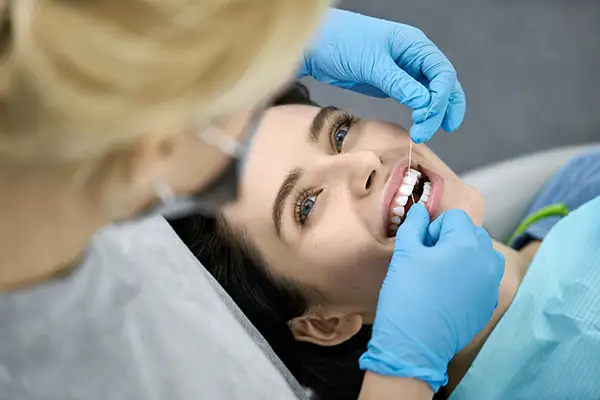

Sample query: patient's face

[223,105,484,319]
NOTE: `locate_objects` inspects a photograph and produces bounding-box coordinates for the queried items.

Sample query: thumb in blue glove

[359,204,504,393]
[301,9,467,143]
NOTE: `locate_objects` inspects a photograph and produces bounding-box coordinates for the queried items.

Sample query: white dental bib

[450,195,600,400]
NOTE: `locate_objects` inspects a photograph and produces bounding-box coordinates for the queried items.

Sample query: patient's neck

[446,239,533,393]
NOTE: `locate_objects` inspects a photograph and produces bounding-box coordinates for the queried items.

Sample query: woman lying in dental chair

[169,83,600,400]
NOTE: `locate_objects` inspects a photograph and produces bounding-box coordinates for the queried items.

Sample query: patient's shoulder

[510,149,600,248]
[530,148,600,213]
[561,148,600,175]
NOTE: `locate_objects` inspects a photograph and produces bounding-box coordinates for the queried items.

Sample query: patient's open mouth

[387,166,431,237]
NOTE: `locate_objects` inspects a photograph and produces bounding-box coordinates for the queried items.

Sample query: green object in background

[507,203,571,246]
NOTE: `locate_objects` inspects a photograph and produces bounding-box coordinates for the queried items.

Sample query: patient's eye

[329,113,356,153]
[295,190,319,225]
[332,126,348,153]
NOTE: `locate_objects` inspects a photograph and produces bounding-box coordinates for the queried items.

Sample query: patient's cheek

[466,186,485,226]
[310,248,389,306]
[444,182,485,227]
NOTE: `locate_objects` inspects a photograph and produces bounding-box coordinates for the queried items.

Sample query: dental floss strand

[408,139,415,204]
[407,106,430,205]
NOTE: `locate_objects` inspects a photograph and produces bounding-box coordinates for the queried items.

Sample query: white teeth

[399,168,422,196]
[419,182,431,205]
[389,169,430,231]
[396,195,409,206]
[392,206,405,217]
[422,183,431,198]
[408,168,421,178]
[403,174,418,185]
[399,184,413,196]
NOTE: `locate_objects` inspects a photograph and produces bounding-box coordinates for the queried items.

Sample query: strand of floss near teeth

[407,107,430,204]
[408,139,415,204]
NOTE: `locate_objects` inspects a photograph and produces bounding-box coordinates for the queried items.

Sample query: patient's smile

[387,167,426,233]
[383,162,444,237]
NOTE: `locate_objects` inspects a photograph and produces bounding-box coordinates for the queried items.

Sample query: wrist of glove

[360,322,450,392]
[359,205,504,393]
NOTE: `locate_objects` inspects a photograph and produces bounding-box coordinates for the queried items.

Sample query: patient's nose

[333,151,381,197]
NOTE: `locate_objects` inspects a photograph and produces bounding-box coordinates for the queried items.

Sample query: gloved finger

[419,44,457,111]
[493,250,506,282]
[394,203,430,249]
[474,226,506,283]
[441,81,466,133]
[426,211,445,244]
[409,48,457,142]
[428,208,475,243]
[473,226,494,249]
[372,56,431,110]
[409,102,448,143]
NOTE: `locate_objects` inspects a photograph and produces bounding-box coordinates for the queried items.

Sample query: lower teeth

[389,179,431,229]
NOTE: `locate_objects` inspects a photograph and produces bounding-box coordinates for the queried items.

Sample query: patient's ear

[288,308,363,347]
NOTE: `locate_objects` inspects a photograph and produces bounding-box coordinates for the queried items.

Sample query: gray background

[303,0,600,173]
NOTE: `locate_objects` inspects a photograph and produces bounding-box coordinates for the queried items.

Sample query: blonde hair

[0,0,328,163]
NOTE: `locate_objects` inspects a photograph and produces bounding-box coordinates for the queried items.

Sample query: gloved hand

[300,9,466,143]
[359,204,504,393]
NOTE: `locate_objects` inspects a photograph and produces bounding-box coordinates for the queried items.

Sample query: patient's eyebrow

[272,167,304,238]
[270,107,338,237]
[308,106,339,144]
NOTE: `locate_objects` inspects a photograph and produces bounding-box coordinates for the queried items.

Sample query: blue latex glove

[359,204,504,392]
[300,9,466,143]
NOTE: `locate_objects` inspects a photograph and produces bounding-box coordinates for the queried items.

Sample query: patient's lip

[381,158,410,237]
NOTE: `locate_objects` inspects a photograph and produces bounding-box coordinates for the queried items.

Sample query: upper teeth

[388,168,431,231]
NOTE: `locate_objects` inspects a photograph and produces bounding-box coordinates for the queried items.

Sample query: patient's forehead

[242,104,319,179]
[253,104,319,146]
